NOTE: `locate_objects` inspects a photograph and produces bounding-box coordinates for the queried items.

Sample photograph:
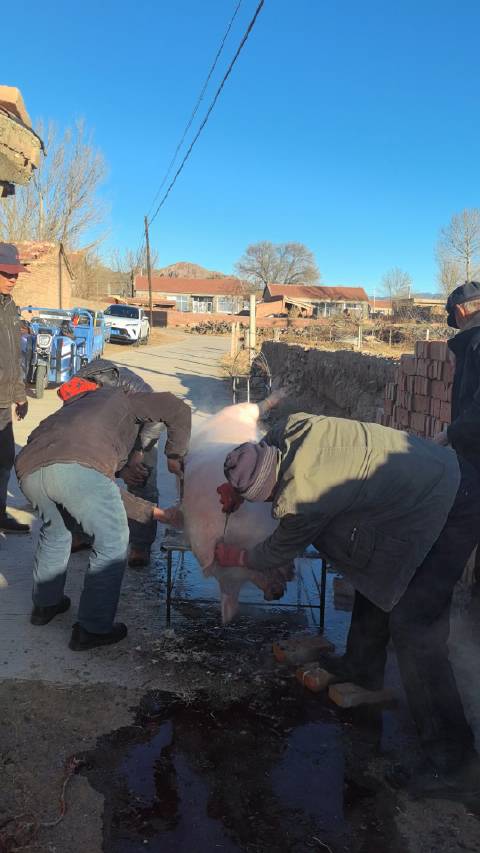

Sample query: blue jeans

[21,463,129,633]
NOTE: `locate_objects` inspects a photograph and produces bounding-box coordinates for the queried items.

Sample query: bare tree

[235,240,320,288]
[437,208,480,282]
[381,267,413,300]
[0,119,106,249]
[436,256,463,300]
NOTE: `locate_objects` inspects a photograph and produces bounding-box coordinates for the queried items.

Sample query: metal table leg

[319,559,327,633]
[166,550,172,626]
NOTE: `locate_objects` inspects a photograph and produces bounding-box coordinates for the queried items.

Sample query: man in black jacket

[0,244,30,534]
[434,281,480,466]
[15,385,190,650]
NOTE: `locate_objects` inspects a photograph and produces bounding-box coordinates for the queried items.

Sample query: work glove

[14,400,28,420]
[214,542,247,568]
[216,482,244,514]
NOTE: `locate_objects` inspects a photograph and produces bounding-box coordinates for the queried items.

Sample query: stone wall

[261,341,396,422]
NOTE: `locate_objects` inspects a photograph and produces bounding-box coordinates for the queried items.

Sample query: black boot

[0,513,30,534]
[31,595,71,625]
[69,622,128,651]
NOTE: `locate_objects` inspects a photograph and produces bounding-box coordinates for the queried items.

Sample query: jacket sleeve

[246,514,325,572]
[13,307,27,402]
[128,392,191,458]
[447,350,480,455]
[119,488,155,524]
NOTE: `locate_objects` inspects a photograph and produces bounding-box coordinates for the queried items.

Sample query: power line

[148,0,265,228]
[146,0,244,220]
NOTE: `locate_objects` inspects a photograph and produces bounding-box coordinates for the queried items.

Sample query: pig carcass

[183,400,293,623]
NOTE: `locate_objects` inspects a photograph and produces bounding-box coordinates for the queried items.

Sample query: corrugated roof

[134,275,248,297]
[265,283,369,302]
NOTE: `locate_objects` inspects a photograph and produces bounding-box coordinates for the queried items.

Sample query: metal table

[161,530,328,631]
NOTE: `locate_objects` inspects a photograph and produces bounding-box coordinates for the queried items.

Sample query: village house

[262,283,370,318]
[133,275,251,314]
[11,242,74,309]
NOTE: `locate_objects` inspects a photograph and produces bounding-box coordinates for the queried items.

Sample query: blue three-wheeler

[21,306,109,398]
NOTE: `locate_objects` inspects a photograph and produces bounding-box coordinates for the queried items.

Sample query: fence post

[230,322,239,357]
[357,323,363,350]
[426,328,430,341]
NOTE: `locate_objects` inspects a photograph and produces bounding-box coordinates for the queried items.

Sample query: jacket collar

[448,325,480,356]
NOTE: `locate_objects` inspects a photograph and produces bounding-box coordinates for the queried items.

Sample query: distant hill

[153,261,228,279]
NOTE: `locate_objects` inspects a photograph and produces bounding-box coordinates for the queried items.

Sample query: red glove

[214,542,247,568]
[216,482,244,514]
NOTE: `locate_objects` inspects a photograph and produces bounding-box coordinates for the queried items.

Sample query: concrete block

[328,682,396,708]
[440,401,451,423]
[296,665,335,693]
[442,361,455,383]
[400,354,417,375]
[429,341,449,362]
[273,634,335,665]
[410,411,426,432]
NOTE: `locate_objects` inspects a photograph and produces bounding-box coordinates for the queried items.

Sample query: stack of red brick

[377,340,455,438]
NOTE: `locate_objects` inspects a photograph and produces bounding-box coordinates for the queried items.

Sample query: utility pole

[144,215,153,329]
[249,293,256,362]
[58,243,63,309]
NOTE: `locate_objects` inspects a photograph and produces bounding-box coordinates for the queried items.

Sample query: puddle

[83,688,408,853]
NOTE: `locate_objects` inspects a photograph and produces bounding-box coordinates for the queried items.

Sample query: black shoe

[31,595,71,625]
[387,756,480,801]
[0,514,30,534]
[69,622,128,651]
[128,545,151,569]
[322,654,384,691]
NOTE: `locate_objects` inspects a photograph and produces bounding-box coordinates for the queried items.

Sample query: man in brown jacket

[15,381,190,650]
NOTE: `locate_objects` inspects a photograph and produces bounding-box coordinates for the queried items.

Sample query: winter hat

[446,281,480,328]
[224,441,280,501]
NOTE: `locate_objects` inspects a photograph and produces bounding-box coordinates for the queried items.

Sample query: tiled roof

[13,241,57,262]
[265,283,369,302]
[134,275,248,296]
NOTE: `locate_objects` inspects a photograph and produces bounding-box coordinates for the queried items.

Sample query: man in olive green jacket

[215,413,480,800]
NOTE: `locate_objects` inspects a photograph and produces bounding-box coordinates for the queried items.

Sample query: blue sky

[3,0,480,293]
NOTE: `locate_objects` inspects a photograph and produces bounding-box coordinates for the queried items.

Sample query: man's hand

[14,401,28,421]
[153,505,184,528]
[217,483,244,514]
[433,428,449,446]
[119,461,149,487]
[167,457,184,477]
[214,542,247,567]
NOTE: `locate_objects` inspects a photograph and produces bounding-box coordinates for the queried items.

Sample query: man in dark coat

[15,384,190,650]
[434,280,480,465]
[0,243,30,534]
[214,414,480,799]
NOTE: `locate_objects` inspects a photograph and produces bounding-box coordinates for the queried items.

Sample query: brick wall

[14,245,73,310]
[377,340,454,438]
[154,310,331,329]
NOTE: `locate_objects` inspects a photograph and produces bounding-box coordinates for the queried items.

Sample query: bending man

[214,412,480,799]
[15,380,190,651]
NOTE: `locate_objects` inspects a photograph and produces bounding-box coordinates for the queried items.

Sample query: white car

[104,304,150,345]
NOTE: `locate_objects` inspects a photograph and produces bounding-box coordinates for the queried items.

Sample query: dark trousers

[343,458,480,772]
[0,414,15,515]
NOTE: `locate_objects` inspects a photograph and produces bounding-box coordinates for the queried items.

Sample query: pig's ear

[221,591,240,624]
